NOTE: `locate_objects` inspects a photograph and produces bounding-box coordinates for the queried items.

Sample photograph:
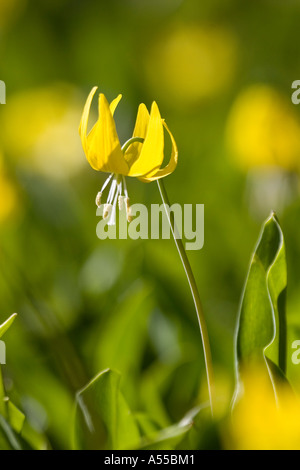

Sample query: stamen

[118,195,125,210]
[125,197,132,222]
[103,203,112,219]
[97,174,133,225]
[117,179,123,210]
[107,178,117,204]
[122,176,129,198]
[101,173,114,192]
[96,174,113,207]
[107,190,119,226]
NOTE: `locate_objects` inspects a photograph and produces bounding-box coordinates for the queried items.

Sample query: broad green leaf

[20,420,49,450]
[139,421,192,450]
[178,405,220,450]
[0,415,22,450]
[134,412,161,438]
[0,313,17,339]
[7,401,25,434]
[234,212,289,400]
[0,314,17,417]
[0,426,14,450]
[72,369,140,450]
[137,408,196,450]
[0,312,49,450]
[137,405,216,450]
[0,398,48,450]
[94,284,153,408]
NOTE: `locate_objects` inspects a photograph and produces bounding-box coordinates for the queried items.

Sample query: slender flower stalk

[157,179,215,416]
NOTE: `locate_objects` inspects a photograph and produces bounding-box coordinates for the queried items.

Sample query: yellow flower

[144,24,237,108]
[1,84,87,180]
[79,87,178,223]
[224,366,300,450]
[226,84,300,171]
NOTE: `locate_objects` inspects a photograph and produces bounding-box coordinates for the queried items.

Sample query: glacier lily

[79,87,178,223]
[79,87,215,416]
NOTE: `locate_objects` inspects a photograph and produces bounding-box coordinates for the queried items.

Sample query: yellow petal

[110,94,122,115]
[124,103,150,166]
[79,86,98,155]
[127,101,164,177]
[138,121,178,182]
[87,94,122,147]
[87,93,128,174]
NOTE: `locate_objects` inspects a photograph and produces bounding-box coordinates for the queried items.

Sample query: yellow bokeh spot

[144,24,237,108]
[224,366,300,450]
[0,84,86,179]
[226,84,300,171]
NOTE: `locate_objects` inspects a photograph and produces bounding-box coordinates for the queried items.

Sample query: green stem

[157,179,215,415]
[121,137,144,153]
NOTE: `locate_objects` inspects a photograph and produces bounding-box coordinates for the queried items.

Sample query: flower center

[96,173,132,225]
[95,136,144,225]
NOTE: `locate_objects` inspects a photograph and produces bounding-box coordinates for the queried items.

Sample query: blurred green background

[0,0,300,449]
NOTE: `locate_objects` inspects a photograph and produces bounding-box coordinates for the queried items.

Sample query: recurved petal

[124,103,150,166]
[87,93,123,146]
[87,93,129,174]
[79,86,98,155]
[138,121,178,182]
[110,94,122,115]
[127,101,164,178]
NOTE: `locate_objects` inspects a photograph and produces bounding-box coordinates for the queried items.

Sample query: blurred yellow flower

[224,366,300,450]
[226,84,300,171]
[144,24,237,108]
[0,84,87,180]
[79,87,178,223]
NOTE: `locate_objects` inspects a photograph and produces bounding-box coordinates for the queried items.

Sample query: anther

[125,197,132,222]
[95,191,102,207]
[118,195,125,210]
[103,203,112,219]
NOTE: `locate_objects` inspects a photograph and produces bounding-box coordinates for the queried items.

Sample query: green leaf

[234,212,289,400]
[0,398,48,450]
[7,401,25,434]
[0,311,49,450]
[94,284,153,408]
[20,419,49,450]
[72,369,140,450]
[138,422,192,450]
[134,412,161,439]
[0,415,22,450]
[0,314,17,417]
[0,313,17,339]
[138,416,193,450]
[137,405,216,450]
